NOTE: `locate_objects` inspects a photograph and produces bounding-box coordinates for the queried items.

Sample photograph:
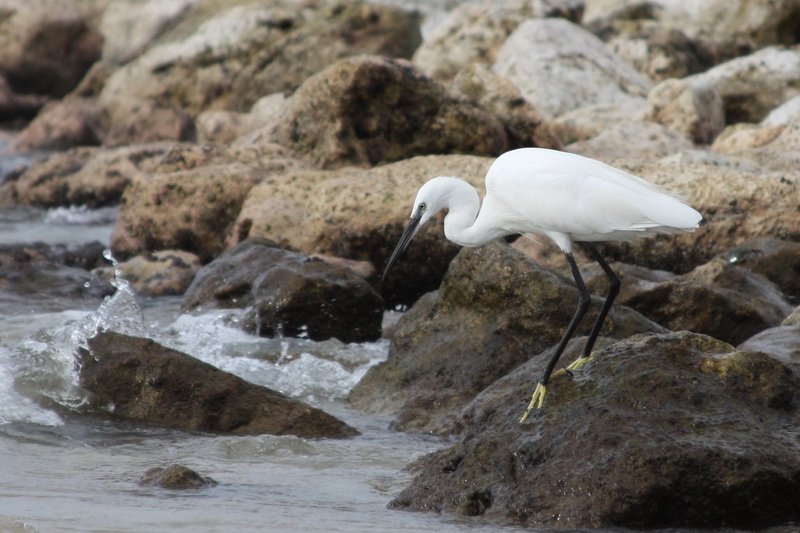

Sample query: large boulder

[242,55,508,168]
[411,0,583,82]
[98,1,422,129]
[0,0,103,97]
[390,331,800,529]
[79,330,359,438]
[639,78,726,144]
[182,238,383,343]
[492,18,651,119]
[349,242,665,434]
[10,97,103,152]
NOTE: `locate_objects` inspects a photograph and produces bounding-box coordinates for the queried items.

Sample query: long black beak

[382,212,423,280]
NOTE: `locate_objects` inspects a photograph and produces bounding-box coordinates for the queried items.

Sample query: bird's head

[382,177,456,280]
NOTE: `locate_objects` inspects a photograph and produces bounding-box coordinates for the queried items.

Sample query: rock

[551,101,646,144]
[761,94,800,127]
[92,250,202,296]
[11,97,103,152]
[739,324,800,373]
[712,119,800,172]
[595,157,800,273]
[227,154,492,308]
[584,0,800,49]
[348,242,665,434]
[98,0,421,128]
[716,238,800,304]
[103,101,196,147]
[0,242,114,309]
[182,238,383,343]
[492,17,651,119]
[390,331,800,529]
[79,330,359,438]
[110,143,310,261]
[0,0,103,97]
[139,464,217,489]
[686,46,800,124]
[111,163,261,262]
[565,120,694,160]
[9,142,179,208]
[639,78,725,144]
[411,0,583,82]
[98,0,195,64]
[0,75,49,123]
[449,63,562,151]
[243,55,508,168]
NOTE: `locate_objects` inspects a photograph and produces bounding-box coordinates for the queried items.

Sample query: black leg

[580,243,620,358]
[537,251,591,388]
[521,251,592,421]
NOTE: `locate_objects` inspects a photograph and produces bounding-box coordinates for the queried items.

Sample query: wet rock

[349,242,664,434]
[686,46,800,124]
[588,257,794,346]
[0,0,103,97]
[93,250,201,297]
[110,144,310,261]
[8,142,177,208]
[98,0,421,129]
[79,330,359,438]
[716,238,800,305]
[390,331,800,529]
[492,17,651,119]
[139,464,217,490]
[449,63,562,151]
[244,55,508,168]
[0,242,113,308]
[411,0,583,83]
[639,78,725,144]
[11,97,103,152]
[565,120,694,160]
[182,238,383,343]
[739,324,800,373]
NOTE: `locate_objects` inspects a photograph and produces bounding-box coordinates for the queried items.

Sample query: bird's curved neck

[441,180,498,247]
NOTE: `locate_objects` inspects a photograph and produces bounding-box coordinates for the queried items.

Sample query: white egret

[382,147,702,423]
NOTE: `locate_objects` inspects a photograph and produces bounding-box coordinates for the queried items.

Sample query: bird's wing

[487,170,697,240]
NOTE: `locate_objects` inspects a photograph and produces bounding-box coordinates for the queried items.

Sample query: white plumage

[383,147,702,422]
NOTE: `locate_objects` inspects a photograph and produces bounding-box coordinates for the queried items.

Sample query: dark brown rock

[390,331,800,529]
[718,238,800,305]
[250,55,508,168]
[79,330,359,438]
[182,238,383,343]
[139,464,217,489]
[349,242,664,434]
[92,250,202,297]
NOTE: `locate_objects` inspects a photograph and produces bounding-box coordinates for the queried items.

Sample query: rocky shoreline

[1,0,799,529]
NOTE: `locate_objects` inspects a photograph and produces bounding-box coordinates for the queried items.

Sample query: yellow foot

[550,355,595,379]
[519,383,546,423]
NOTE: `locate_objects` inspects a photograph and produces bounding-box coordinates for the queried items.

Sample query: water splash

[2,250,147,424]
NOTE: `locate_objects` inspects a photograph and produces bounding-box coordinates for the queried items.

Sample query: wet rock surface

[390,331,800,529]
[139,464,217,490]
[79,330,359,439]
[183,238,383,343]
[349,242,665,434]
